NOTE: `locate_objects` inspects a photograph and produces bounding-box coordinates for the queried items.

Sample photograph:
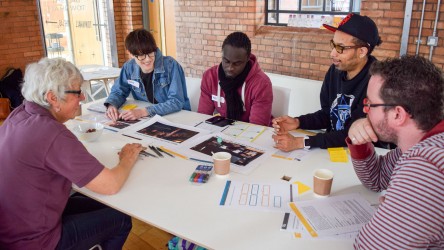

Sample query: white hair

[21,57,83,108]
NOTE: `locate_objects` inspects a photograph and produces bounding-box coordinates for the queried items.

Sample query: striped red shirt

[348,120,444,249]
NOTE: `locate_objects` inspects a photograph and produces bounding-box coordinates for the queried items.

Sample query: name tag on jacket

[128,80,139,88]
[212,95,225,103]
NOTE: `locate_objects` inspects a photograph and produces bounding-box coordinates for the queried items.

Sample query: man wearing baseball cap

[272,13,384,151]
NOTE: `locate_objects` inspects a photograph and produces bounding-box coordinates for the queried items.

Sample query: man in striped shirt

[346,55,444,249]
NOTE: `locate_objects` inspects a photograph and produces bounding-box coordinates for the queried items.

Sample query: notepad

[327,147,348,162]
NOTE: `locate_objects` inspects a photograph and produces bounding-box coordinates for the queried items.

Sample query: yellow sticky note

[293,181,311,195]
[328,147,348,162]
[121,104,137,110]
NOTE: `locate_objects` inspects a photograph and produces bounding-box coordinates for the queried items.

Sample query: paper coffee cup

[313,169,334,197]
[212,152,231,175]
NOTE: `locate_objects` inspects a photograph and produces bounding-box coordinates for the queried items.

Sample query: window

[266,0,361,27]
[37,0,118,67]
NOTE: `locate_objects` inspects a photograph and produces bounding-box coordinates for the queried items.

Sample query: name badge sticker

[211,95,225,103]
[128,80,140,88]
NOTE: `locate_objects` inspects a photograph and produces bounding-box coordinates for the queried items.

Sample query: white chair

[266,72,322,117]
[185,77,202,112]
[271,85,291,117]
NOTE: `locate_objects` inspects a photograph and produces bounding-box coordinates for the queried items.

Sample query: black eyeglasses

[330,39,365,54]
[64,90,83,98]
[363,98,397,113]
[134,52,155,61]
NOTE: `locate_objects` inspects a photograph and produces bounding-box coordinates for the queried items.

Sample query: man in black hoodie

[272,13,382,150]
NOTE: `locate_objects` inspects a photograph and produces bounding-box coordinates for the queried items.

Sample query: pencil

[157,147,174,158]
[122,134,142,140]
[159,146,187,160]
[189,158,213,164]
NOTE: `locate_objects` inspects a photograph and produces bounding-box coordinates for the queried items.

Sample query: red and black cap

[323,13,381,48]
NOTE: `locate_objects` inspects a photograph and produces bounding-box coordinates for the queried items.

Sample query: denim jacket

[105,48,191,116]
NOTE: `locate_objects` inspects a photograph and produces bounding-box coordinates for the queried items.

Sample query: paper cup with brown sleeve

[212,152,231,175]
[313,169,334,197]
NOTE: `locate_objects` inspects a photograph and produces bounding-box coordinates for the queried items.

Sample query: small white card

[211,95,225,103]
[128,80,140,88]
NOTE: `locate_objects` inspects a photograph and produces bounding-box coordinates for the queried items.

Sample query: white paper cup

[313,169,334,197]
[212,152,231,175]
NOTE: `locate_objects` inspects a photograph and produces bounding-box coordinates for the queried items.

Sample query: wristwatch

[303,136,310,149]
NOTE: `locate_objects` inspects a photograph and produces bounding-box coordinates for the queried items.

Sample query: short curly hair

[222,32,251,56]
[370,55,444,131]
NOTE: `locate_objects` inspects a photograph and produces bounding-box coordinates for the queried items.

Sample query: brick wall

[113,0,143,67]
[0,0,442,82]
[175,0,444,80]
[0,0,44,77]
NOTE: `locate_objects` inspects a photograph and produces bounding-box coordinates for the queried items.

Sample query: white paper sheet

[221,122,267,142]
[124,115,211,146]
[86,99,152,113]
[288,193,376,238]
[219,180,298,212]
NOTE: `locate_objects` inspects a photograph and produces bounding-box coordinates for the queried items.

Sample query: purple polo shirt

[0,101,104,249]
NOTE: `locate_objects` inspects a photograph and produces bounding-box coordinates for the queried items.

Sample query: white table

[72,107,385,250]
[79,65,121,100]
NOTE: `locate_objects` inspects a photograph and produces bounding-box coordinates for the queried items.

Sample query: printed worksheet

[281,212,359,240]
[125,115,211,146]
[180,133,272,174]
[219,180,298,212]
[221,122,267,142]
[288,193,376,238]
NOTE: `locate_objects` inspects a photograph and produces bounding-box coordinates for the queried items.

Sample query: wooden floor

[123,218,173,250]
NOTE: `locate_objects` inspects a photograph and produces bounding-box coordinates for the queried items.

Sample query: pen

[140,150,158,158]
[149,145,163,157]
[122,134,142,140]
[157,147,174,158]
[189,158,213,164]
[194,121,203,127]
[104,127,118,132]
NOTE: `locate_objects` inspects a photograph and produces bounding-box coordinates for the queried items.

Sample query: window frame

[265,0,360,26]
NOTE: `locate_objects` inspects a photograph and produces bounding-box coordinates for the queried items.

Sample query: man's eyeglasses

[134,52,155,61]
[64,90,83,98]
[363,98,397,113]
[330,39,365,54]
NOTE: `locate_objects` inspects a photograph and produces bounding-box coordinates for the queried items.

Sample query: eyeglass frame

[134,52,156,61]
[329,39,368,54]
[64,90,83,98]
[363,97,406,114]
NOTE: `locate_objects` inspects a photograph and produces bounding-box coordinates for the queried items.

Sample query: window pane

[39,0,116,67]
[268,0,277,10]
[352,0,361,12]
[326,0,351,12]
[267,13,278,24]
[280,0,299,11]
[301,0,324,11]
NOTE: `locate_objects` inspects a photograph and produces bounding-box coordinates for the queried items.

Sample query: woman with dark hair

[105,29,190,121]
